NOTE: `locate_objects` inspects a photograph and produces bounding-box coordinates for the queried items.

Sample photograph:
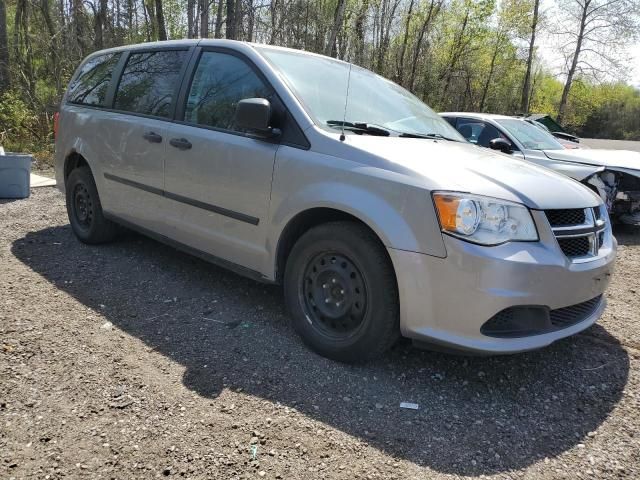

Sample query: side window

[114,50,188,118]
[184,51,274,132]
[67,53,121,107]
[457,120,506,148]
[442,116,457,128]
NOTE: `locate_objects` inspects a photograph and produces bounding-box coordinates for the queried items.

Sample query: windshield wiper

[326,120,391,137]
[398,132,462,142]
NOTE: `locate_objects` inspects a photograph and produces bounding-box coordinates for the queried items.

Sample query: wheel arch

[274,207,396,285]
[64,150,91,182]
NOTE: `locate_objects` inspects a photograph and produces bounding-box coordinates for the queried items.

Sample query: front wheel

[284,221,400,362]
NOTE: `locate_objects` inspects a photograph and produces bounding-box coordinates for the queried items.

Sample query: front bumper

[389,212,616,354]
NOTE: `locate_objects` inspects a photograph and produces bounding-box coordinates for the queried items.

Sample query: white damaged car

[441,112,640,225]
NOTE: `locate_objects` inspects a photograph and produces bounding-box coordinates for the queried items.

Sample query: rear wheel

[65,166,118,244]
[284,221,399,362]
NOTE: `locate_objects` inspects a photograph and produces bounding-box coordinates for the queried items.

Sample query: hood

[343,136,600,210]
[543,148,640,171]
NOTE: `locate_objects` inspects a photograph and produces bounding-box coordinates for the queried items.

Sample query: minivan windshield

[257,47,465,141]
[496,118,564,151]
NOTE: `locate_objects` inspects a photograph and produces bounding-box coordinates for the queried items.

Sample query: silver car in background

[56,40,616,362]
[441,112,640,225]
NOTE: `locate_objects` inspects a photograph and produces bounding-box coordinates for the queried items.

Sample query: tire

[65,166,118,244]
[284,221,400,362]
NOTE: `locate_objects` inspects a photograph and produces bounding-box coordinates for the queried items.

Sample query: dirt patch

[1,188,639,479]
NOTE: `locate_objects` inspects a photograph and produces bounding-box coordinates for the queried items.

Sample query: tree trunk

[353,0,369,66]
[0,0,9,93]
[558,1,588,124]
[145,0,157,40]
[246,0,255,41]
[94,0,109,48]
[479,32,502,111]
[199,0,209,38]
[40,0,62,94]
[396,0,415,85]
[14,0,35,100]
[441,8,469,98]
[187,0,195,38]
[226,0,236,39]
[72,0,86,54]
[269,0,278,44]
[325,0,346,57]
[520,0,539,114]
[234,0,242,40]
[408,0,440,91]
[155,0,167,40]
[214,0,224,38]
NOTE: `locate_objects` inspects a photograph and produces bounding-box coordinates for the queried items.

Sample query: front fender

[265,147,448,279]
[272,182,428,250]
[549,162,604,181]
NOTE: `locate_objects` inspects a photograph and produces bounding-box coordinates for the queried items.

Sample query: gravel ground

[1,187,640,480]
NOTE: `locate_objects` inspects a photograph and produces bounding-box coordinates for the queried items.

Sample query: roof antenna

[339,62,353,142]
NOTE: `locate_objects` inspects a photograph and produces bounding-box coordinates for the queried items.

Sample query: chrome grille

[545,207,607,261]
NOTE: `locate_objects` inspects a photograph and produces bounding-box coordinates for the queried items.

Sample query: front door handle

[143,131,163,143]
[169,138,192,150]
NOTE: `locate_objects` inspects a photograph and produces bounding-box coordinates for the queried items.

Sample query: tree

[199,0,209,38]
[326,0,346,57]
[555,0,640,123]
[226,0,235,39]
[407,0,443,91]
[520,0,539,114]
[187,0,195,38]
[0,0,9,93]
[2,0,640,159]
[155,0,167,40]
[395,0,415,84]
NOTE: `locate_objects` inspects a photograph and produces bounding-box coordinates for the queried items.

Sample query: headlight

[432,192,538,245]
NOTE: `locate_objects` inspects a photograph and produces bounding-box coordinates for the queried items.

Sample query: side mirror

[489,137,513,154]
[234,98,280,138]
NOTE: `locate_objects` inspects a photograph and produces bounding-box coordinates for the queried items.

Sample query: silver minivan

[55,40,616,362]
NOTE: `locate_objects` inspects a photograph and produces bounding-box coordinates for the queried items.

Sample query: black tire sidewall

[284,223,399,362]
[65,166,115,244]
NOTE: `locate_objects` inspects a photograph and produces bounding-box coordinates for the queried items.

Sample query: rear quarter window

[114,50,188,118]
[67,52,121,107]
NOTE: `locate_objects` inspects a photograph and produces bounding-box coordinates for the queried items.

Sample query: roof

[438,112,518,121]
[82,39,340,64]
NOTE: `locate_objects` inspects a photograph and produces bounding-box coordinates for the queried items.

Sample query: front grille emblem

[545,207,607,261]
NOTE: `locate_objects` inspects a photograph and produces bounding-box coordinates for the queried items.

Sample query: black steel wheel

[301,252,368,339]
[66,166,118,244]
[72,182,94,230]
[284,221,399,362]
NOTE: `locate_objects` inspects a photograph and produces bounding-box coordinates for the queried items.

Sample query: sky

[535,0,640,89]
[537,38,640,89]
[630,44,640,88]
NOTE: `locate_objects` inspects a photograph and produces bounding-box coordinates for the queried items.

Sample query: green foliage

[0,91,54,162]
[0,0,638,165]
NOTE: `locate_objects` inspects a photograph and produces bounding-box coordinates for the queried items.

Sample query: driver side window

[184,51,273,132]
[457,120,510,149]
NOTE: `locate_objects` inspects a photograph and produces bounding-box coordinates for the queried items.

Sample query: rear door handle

[169,138,192,150]
[143,131,163,143]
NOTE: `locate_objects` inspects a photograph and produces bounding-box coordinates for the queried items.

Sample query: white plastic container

[0,153,32,199]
